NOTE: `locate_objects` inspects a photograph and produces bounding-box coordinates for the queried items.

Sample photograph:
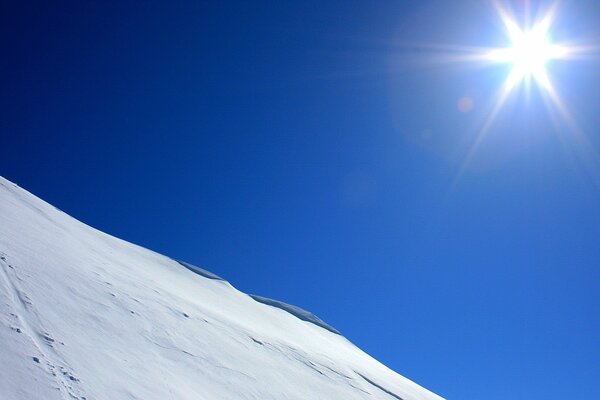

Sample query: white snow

[0,176,444,400]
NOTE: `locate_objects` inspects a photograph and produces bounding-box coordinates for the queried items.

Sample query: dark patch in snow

[301,360,326,376]
[176,260,225,281]
[32,356,40,363]
[249,295,341,335]
[183,313,189,318]
[41,333,55,345]
[249,337,263,345]
[60,368,79,382]
[356,372,404,400]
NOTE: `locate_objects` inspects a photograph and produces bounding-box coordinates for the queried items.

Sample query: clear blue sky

[2,1,599,398]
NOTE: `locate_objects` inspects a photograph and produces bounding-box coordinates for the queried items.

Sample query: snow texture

[0,176,444,400]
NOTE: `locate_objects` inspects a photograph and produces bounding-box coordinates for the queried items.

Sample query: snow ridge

[177,259,342,335]
[249,294,341,335]
[176,260,226,281]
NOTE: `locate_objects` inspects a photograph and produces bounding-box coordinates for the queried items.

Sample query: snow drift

[0,176,443,400]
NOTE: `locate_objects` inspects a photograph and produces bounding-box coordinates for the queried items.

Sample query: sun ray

[452,66,521,188]
[493,0,522,41]
[534,1,559,35]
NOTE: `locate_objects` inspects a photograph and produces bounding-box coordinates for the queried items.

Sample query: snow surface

[0,176,444,400]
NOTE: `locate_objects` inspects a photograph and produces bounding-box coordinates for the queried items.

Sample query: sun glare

[486,4,569,92]
[396,0,599,182]
[490,29,562,84]
[425,1,600,184]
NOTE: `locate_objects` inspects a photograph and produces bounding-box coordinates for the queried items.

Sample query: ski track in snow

[1,254,86,400]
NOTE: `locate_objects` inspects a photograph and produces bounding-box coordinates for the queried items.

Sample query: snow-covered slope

[0,176,443,400]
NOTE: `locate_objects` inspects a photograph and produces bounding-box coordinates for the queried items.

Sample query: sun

[397,1,599,184]
[490,28,563,85]
[486,3,569,92]
[436,1,595,181]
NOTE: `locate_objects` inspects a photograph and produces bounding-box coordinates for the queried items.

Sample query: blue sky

[2,1,599,398]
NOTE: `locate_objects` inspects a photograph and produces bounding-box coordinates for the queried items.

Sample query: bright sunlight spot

[488,1,568,91]
[448,1,592,181]
[491,30,560,75]
[487,7,568,91]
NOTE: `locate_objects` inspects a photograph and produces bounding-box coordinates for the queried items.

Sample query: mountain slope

[0,176,443,400]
